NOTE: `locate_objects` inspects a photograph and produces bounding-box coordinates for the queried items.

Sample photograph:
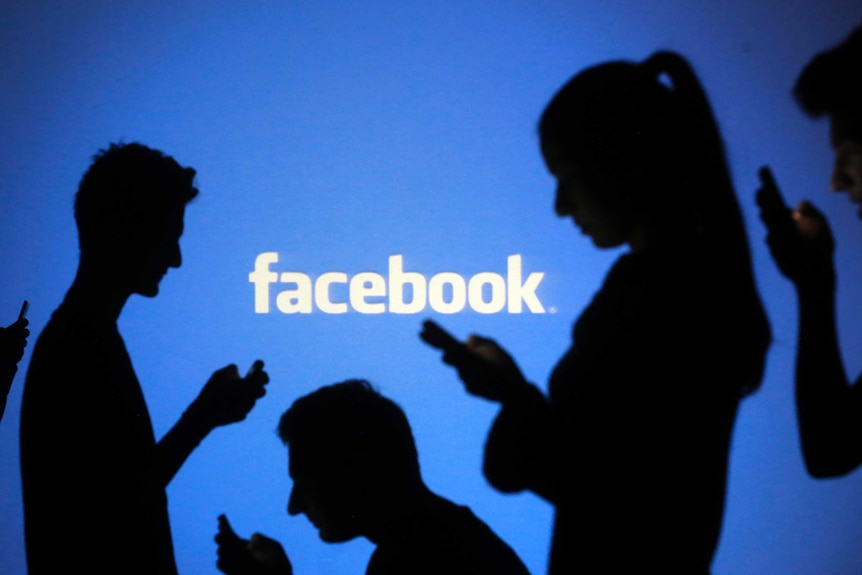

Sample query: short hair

[794,25,862,140]
[74,142,198,254]
[278,380,421,483]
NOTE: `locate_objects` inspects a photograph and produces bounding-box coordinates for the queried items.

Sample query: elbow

[801,439,862,479]
[803,451,861,479]
[483,456,526,494]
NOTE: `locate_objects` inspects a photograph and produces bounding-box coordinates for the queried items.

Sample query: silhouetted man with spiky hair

[21,142,269,575]
[758,25,862,477]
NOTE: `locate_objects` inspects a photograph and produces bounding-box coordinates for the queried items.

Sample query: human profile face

[543,147,634,249]
[287,447,362,543]
[829,112,862,218]
[129,205,185,297]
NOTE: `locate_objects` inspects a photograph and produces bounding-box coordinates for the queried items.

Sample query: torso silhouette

[20,302,178,575]
[366,493,530,575]
[485,240,746,574]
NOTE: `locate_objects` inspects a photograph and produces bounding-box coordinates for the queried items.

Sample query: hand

[420,321,527,403]
[0,316,29,366]
[194,361,269,429]
[756,166,835,292]
[216,515,292,575]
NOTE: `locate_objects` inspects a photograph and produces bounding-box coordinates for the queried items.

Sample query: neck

[365,481,433,545]
[63,258,131,321]
[628,215,698,254]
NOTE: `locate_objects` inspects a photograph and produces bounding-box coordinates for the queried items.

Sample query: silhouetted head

[795,25,862,206]
[541,51,770,395]
[74,142,198,297]
[538,51,728,250]
[278,380,422,543]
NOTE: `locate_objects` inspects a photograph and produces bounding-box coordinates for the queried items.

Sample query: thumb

[793,201,831,240]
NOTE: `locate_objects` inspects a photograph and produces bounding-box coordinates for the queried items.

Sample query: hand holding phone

[420,319,465,354]
[419,319,527,403]
[756,166,791,229]
[217,514,246,547]
[755,165,834,285]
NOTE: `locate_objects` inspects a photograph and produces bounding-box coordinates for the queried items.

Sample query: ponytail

[641,51,770,395]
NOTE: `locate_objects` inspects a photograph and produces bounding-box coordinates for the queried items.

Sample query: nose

[169,243,182,269]
[287,486,302,516]
[554,184,571,217]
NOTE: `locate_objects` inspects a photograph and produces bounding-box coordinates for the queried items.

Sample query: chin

[134,283,161,298]
[591,237,624,249]
[319,527,360,544]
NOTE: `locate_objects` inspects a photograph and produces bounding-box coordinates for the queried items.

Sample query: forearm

[484,383,557,502]
[154,400,213,487]
[795,285,859,476]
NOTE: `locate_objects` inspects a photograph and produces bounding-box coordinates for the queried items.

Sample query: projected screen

[2,2,862,574]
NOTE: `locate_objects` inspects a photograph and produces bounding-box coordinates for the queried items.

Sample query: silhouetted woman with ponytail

[422,51,770,574]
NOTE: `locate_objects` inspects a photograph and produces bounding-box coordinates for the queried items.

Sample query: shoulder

[370,499,528,575]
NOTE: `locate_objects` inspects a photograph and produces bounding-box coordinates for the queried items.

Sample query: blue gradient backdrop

[3,2,862,573]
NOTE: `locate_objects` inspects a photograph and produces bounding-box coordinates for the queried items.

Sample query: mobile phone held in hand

[757,165,789,213]
[420,319,465,354]
[245,360,263,380]
[18,300,28,321]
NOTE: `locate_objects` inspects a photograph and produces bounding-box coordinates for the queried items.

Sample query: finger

[465,335,501,361]
[756,172,785,209]
[758,165,780,194]
[220,364,240,379]
[248,369,270,386]
[420,319,463,352]
[796,200,825,221]
[218,514,237,536]
[466,334,494,347]
[442,346,475,368]
[249,533,270,549]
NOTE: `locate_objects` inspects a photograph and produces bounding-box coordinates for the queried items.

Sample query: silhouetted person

[216,379,529,575]
[757,25,862,478]
[19,143,269,575]
[422,51,770,574]
[0,301,29,422]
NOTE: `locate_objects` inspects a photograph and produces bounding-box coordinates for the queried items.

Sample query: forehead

[149,204,186,238]
[287,442,318,478]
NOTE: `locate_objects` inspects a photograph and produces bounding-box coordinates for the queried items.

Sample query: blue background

[3,1,862,573]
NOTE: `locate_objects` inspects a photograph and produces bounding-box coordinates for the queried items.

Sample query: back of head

[74,142,198,257]
[278,380,421,485]
[795,24,862,141]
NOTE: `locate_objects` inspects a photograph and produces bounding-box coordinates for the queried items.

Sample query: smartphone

[245,359,263,379]
[757,165,788,213]
[420,319,464,354]
[18,300,29,321]
[217,514,245,546]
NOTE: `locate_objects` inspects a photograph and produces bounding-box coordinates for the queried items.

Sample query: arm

[756,167,862,476]
[483,382,558,503]
[795,279,862,477]
[154,361,269,487]
[420,320,557,500]
[0,311,30,421]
